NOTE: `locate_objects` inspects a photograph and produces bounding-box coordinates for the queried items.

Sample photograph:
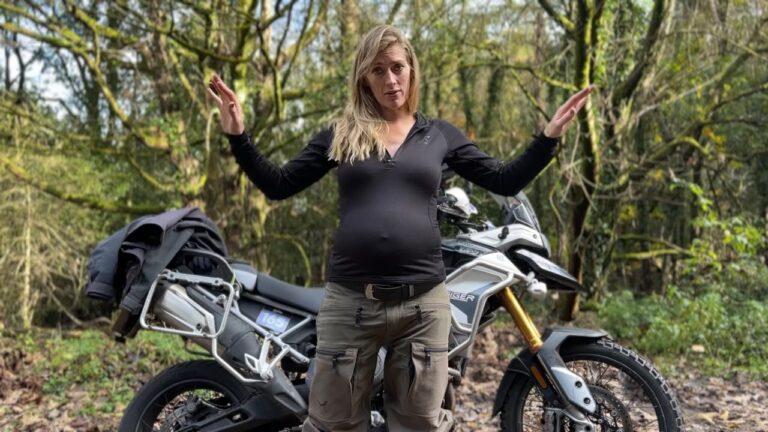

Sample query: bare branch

[508,68,550,120]
[614,248,694,260]
[710,78,768,113]
[605,136,710,190]
[537,0,575,35]
[636,46,768,121]
[0,156,168,215]
[44,281,111,328]
[283,0,327,89]
[611,0,670,104]
[386,0,404,25]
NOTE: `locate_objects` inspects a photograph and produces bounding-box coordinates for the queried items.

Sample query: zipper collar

[411,111,431,134]
[384,112,431,163]
[400,112,431,146]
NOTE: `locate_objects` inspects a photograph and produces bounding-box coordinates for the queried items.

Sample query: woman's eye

[372,67,384,75]
[393,64,404,73]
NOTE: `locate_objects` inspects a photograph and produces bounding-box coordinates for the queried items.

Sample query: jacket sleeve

[227,128,338,200]
[85,224,130,301]
[440,121,559,196]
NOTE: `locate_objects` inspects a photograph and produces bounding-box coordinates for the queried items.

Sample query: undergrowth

[597,257,768,379]
[4,328,199,417]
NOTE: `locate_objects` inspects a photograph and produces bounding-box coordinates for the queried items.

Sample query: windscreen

[501,192,542,232]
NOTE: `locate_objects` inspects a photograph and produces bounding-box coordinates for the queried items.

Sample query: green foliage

[602,174,768,377]
[600,265,768,378]
[598,169,768,378]
[31,329,198,415]
[670,176,768,288]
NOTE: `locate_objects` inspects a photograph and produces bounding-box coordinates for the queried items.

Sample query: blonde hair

[329,25,420,163]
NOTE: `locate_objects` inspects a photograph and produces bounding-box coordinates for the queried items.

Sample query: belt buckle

[364,284,379,300]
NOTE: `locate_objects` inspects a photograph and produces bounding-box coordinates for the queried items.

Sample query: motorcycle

[115,188,685,431]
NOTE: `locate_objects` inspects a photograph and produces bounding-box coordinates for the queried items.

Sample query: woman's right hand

[207,73,245,135]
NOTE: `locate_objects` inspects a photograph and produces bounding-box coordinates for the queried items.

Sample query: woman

[208,25,591,432]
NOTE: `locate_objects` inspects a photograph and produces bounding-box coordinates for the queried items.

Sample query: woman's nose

[385,70,398,85]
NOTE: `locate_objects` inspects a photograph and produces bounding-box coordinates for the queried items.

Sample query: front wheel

[500,338,685,431]
[118,360,299,432]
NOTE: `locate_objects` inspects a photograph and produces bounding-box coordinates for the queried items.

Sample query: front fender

[491,327,607,416]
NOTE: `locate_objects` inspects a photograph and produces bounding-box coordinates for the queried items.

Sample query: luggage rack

[138,249,310,384]
[139,269,237,339]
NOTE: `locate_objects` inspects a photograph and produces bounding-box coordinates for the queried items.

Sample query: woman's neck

[384,112,415,133]
[380,107,413,123]
[380,111,416,147]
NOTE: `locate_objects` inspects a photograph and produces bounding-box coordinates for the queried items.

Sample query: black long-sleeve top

[228,112,558,285]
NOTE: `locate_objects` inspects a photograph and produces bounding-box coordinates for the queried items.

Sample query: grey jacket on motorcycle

[85,207,227,317]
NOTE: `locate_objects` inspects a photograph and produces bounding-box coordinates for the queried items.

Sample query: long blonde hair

[329,25,420,163]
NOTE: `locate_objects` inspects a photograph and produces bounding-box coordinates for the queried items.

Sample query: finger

[209,74,229,101]
[210,78,230,104]
[559,85,594,114]
[556,107,577,126]
[228,101,239,117]
[208,80,221,97]
[567,93,589,116]
[206,86,223,107]
[575,84,595,104]
[558,90,585,113]
[556,104,578,121]
[574,95,589,112]
[575,84,595,99]
[213,74,239,102]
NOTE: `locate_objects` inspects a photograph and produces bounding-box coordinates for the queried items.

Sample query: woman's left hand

[207,73,245,136]
[543,85,595,138]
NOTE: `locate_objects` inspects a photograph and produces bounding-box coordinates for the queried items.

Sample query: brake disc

[587,385,633,432]
[543,385,632,432]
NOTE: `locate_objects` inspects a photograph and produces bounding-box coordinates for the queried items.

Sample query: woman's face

[365,44,411,119]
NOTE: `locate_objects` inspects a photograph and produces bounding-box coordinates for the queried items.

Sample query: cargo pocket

[411,302,451,325]
[407,342,450,417]
[309,347,359,423]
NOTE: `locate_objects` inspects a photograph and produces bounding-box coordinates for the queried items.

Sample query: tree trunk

[20,186,36,329]
[559,0,600,321]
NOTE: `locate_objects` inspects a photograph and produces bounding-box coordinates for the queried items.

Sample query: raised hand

[543,85,595,139]
[206,73,245,136]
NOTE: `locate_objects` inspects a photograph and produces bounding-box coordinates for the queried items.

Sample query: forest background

[0,0,767,429]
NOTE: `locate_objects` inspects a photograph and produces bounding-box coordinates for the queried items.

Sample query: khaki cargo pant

[302,281,454,432]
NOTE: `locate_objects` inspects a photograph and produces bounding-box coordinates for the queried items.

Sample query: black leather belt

[338,282,437,301]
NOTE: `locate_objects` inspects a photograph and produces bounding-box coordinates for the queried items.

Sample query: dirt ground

[2,327,767,431]
[453,327,768,432]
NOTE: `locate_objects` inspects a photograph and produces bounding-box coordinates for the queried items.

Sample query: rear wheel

[500,338,685,431]
[118,360,299,432]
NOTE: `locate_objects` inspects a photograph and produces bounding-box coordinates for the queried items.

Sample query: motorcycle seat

[229,262,325,313]
[256,273,325,314]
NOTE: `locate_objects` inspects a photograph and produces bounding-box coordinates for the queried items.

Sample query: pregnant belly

[333,208,440,270]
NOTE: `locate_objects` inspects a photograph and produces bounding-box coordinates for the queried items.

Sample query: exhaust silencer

[152,283,264,373]
[152,283,215,350]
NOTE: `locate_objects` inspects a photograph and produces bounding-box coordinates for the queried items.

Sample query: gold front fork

[498,287,543,352]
